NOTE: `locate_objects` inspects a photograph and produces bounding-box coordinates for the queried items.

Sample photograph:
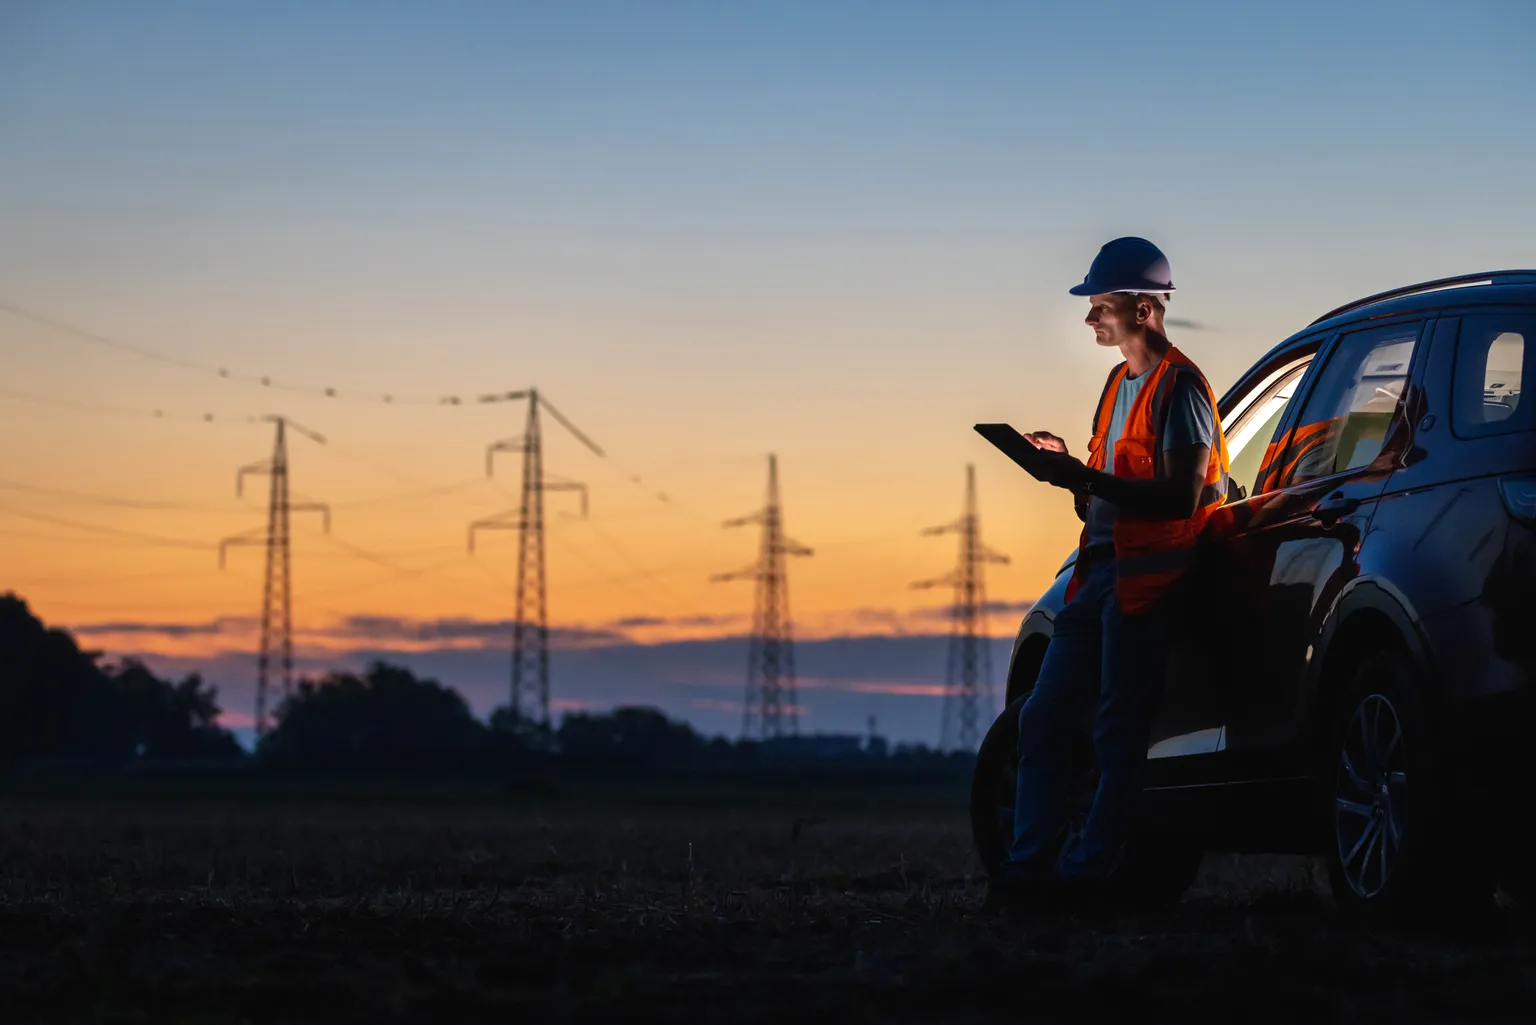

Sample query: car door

[1214,316,1432,796]
[1141,345,1317,790]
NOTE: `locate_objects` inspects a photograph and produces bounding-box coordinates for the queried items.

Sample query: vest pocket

[1086,434,1106,470]
[1112,435,1156,478]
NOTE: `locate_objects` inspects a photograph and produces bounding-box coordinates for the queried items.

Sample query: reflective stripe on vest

[1066,345,1231,615]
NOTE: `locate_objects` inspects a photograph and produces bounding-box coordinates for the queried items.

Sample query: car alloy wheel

[1333,692,1408,900]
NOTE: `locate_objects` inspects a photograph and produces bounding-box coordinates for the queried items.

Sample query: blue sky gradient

[2,1,1532,746]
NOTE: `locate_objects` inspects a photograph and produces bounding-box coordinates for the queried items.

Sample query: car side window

[1271,322,1422,488]
[1451,314,1529,437]
[1222,357,1312,500]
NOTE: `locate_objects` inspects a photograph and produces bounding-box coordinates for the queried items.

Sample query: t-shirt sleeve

[1161,372,1216,452]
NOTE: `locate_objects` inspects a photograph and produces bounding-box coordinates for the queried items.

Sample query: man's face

[1084,293,1136,347]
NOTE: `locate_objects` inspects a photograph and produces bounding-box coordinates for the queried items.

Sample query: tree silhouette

[257,660,490,770]
[487,702,552,755]
[0,592,978,779]
[105,658,244,761]
[0,593,243,768]
[556,706,702,767]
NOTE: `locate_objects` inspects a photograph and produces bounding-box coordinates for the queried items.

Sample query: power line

[0,478,259,513]
[23,590,261,615]
[1,301,531,408]
[0,479,542,621]
[543,524,670,610]
[1,302,212,374]
[596,451,709,522]
[5,303,707,526]
[3,567,233,586]
[0,385,261,425]
[0,497,469,569]
[555,508,691,613]
[0,474,493,518]
[313,433,461,489]
[474,530,725,600]
[294,552,473,603]
[7,475,491,521]
[0,504,217,551]
[318,478,484,510]
[315,531,418,575]
[0,529,210,550]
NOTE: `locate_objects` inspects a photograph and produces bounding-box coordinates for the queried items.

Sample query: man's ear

[1136,298,1157,326]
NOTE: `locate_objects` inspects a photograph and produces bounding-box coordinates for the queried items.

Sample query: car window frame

[1263,314,1433,495]
[1211,334,1332,507]
[1447,309,1532,441]
[1221,352,1316,501]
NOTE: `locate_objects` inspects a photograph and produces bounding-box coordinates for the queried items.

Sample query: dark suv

[972,270,1536,920]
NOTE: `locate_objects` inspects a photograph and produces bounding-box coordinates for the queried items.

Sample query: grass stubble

[0,802,1531,1024]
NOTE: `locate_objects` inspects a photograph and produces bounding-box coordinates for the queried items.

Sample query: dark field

[2,795,1534,1024]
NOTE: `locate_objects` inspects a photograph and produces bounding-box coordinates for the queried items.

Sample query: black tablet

[974,422,1053,480]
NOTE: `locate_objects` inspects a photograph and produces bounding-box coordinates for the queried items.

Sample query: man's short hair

[1117,292,1170,314]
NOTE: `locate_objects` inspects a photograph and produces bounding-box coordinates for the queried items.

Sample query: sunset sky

[3,1,1533,746]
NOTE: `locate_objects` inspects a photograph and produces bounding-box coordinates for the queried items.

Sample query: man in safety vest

[985,236,1231,912]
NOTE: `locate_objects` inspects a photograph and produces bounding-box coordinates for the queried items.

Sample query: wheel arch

[1307,579,1436,751]
[1000,550,1074,711]
[1004,611,1053,707]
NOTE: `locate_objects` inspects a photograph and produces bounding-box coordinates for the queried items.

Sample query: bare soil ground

[0,800,1532,1023]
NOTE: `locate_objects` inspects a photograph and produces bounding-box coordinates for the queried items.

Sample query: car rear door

[1363,308,1536,790]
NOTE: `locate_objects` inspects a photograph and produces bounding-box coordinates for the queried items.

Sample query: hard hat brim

[1068,281,1176,297]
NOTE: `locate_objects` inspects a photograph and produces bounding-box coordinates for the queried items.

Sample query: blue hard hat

[1068,237,1175,297]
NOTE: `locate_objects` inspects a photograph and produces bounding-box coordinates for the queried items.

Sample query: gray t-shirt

[1083,358,1217,547]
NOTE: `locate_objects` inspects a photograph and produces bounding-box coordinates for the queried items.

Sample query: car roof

[1306,270,1536,330]
[1219,271,1536,412]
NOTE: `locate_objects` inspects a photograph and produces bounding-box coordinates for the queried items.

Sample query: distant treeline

[0,594,974,777]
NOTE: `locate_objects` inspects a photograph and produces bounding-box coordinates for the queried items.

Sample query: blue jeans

[1003,557,1172,880]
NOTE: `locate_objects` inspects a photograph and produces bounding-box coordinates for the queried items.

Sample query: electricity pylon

[218,415,330,738]
[712,454,813,742]
[468,388,600,734]
[913,463,1008,753]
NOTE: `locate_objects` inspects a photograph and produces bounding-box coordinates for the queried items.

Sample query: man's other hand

[1024,431,1069,454]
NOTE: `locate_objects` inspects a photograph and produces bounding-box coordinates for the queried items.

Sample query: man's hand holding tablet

[973,423,1090,491]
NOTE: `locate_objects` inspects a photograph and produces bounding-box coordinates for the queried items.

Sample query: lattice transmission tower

[913,463,1009,753]
[468,388,600,734]
[712,454,813,742]
[218,415,330,738]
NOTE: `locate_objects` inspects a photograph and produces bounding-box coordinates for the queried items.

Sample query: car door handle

[1315,491,1359,523]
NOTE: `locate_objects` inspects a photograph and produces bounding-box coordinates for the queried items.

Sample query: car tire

[970,692,1202,909]
[970,693,1033,880]
[1320,647,1496,925]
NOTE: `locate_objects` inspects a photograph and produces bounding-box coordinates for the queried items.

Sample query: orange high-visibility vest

[1065,345,1231,615]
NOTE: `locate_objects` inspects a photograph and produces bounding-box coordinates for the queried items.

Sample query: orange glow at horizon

[5,494,1064,663]
[4,381,1086,663]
